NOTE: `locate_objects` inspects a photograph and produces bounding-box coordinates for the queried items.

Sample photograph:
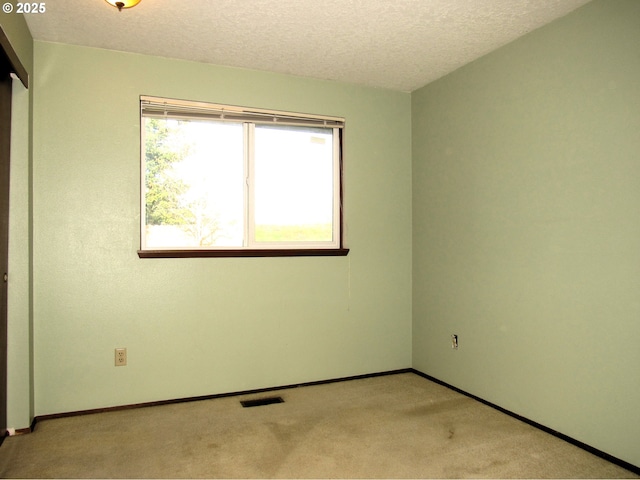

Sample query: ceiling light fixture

[104,0,142,11]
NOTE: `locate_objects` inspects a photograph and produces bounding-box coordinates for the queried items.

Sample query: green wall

[1,13,33,432]
[32,42,412,416]
[412,0,640,468]
[7,72,31,433]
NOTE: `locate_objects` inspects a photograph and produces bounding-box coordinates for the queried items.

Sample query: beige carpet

[0,372,637,478]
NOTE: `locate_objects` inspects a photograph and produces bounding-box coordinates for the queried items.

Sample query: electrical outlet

[115,348,127,366]
[451,334,459,350]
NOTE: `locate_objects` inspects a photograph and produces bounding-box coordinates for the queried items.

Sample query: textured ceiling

[25,0,592,92]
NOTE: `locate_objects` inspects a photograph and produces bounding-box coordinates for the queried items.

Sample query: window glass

[144,118,244,248]
[253,125,335,244]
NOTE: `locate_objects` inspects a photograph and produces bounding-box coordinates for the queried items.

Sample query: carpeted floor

[0,372,637,478]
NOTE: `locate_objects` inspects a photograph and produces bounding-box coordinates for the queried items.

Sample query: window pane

[144,118,244,248]
[253,125,335,243]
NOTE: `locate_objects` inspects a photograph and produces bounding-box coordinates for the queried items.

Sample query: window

[139,96,348,257]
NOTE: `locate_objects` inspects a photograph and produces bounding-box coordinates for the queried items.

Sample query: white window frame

[138,96,348,258]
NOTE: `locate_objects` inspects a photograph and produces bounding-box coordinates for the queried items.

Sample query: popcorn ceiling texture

[26,0,592,91]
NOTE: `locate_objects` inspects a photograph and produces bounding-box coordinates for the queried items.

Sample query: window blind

[140,95,344,128]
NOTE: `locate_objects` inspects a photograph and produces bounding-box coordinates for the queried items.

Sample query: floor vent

[240,396,284,408]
